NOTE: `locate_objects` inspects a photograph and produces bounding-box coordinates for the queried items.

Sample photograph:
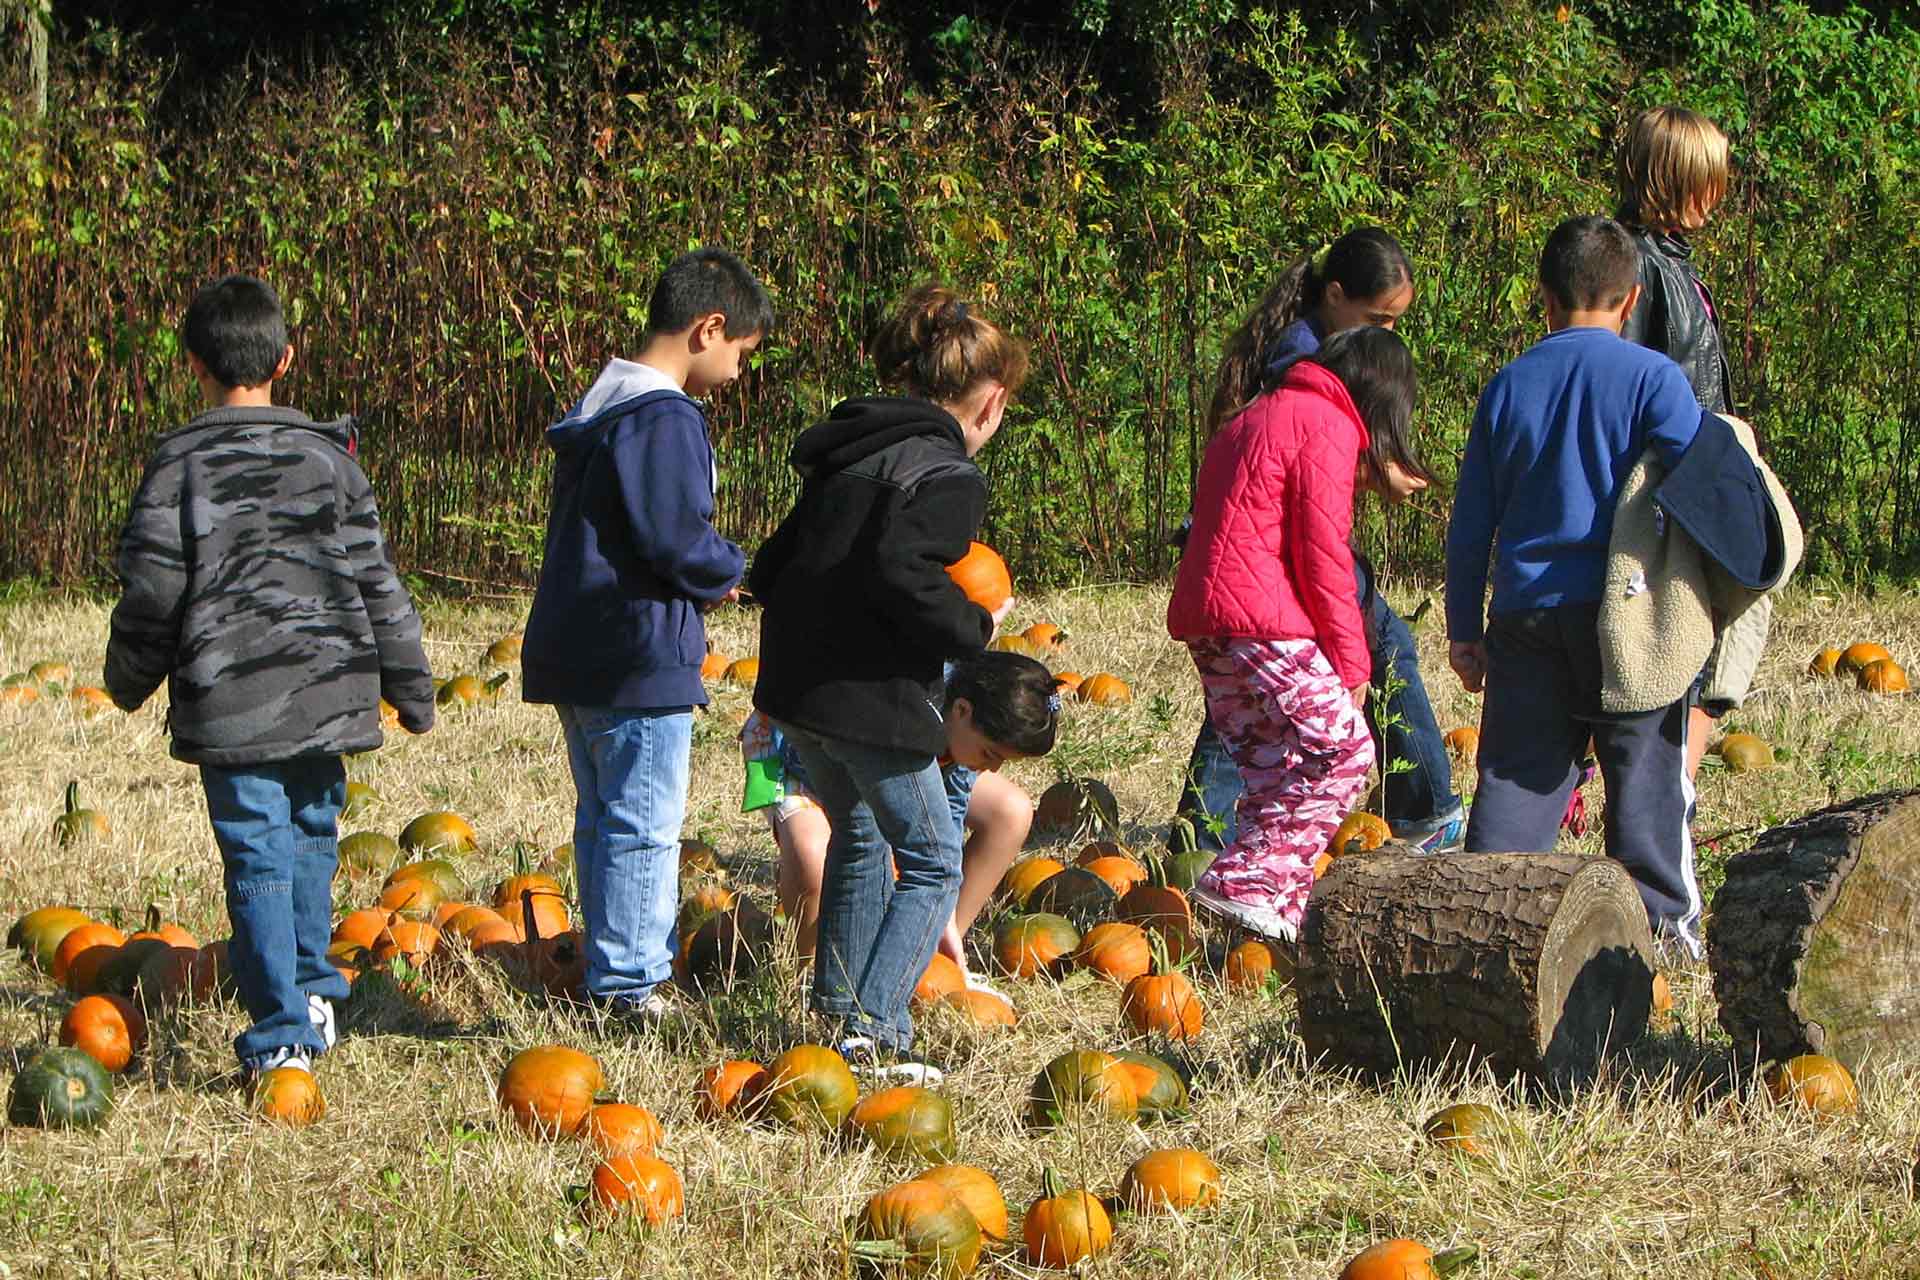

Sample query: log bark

[1708,789,1920,1076]
[1297,850,1654,1086]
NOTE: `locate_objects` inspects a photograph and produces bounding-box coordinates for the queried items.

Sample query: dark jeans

[1174,564,1459,850]
[1462,604,1700,955]
[784,725,962,1053]
[201,756,353,1068]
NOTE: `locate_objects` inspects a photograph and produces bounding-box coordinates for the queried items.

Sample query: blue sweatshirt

[1446,327,1700,642]
[522,359,746,709]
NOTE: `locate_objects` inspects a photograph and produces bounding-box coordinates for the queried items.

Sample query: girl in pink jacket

[1167,325,1429,943]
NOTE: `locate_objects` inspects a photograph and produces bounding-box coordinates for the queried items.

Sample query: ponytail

[873,283,1030,403]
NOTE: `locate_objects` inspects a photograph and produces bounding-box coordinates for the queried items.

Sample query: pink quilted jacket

[1166,361,1371,688]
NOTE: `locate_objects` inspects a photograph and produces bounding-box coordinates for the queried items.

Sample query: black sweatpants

[1462,603,1700,957]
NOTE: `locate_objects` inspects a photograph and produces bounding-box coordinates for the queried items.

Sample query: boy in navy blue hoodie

[1445,216,1705,956]
[523,248,772,1017]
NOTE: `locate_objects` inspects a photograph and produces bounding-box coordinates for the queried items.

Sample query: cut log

[1709,789,1920,1076]
[1297,850,1654,1085]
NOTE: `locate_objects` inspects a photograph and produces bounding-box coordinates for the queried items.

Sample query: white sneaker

[248,1044,313,1077]
[836,1036,946,1087]
[961,970,1006,1000]
[307,994,338,1054]
[1189,883,1299,945]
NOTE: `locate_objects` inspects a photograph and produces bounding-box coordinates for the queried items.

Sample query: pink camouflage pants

[1188,637,1374,939]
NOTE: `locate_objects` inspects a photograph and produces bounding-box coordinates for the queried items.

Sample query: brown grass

[3,583,1920,1278]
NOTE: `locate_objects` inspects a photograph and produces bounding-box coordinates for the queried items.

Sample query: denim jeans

[1172,564,1461,851]
[201,756,353,1069]
[783,725,962,1052]
[555,705,690,1001]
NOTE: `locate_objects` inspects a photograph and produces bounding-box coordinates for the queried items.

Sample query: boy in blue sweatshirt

[1445,215,1705,956]
[522,247,772,1017]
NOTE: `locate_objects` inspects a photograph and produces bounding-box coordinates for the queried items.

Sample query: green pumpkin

[397,811,477,856]
[1027,1050,1137,1129]
[339,831,401,878]
[1032,777,1119,838]
[678,902,775,992]
[1163,848,1215,891]
[752,1045,859,1131]
[1113,1049,1190,1123]
[1025,867,1118,930]
[9,1046,114,1129]
[53,781,110,847]
[10,905,94,971]
[382,858,468,901]
[846,1086,958,1162]
[341,781,381,819]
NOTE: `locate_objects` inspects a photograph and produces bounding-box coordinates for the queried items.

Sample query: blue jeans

[201,756,353,1069]
[1173,565,1461,851]
[555,705,690,1001]
[783,725,962,1052]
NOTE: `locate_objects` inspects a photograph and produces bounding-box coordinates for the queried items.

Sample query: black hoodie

[750,396,993,754]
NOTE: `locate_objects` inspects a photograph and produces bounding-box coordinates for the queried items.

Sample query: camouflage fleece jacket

[105,406,436,765]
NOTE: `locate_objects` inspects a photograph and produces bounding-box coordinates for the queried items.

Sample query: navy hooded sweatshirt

[522,359,745,709]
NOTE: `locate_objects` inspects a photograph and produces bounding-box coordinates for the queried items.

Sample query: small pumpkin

[1052,672,1085,693]
[989,635,1045,659]
[1122,967,1206,1041]
[10,905,94,972]
[398,810,478,856]
[1223,938,1290,990]
[332,908,393,955]
[846,1085,958,1162]
[95,936,175,998]
[371,919,441,967]
[1073,921,1152,984]
[493,846,570,939]
[1651,971,1675,1024]
[378,873,453,922]
[498,1044,604,1137]
[53,781,110,846]
[938,988,1018,1029]
[579,1102,664,1159]
[442,904,511,941]
[1809,647,1843,678]
[59,993,147,1073]
[1115,859,1196,963]
[1328,810,1392,857]
[1076,673,1133,706]
[1339,1241,1478,1280]
[0,680,37,705]
[54,921,126,995]
[342,780,380,818]
[1079,855,1148,898]
[1422,1103,1507,1160]
[696,1059,770,1121]
[679,837,725,878]
[1860,658,1910,693]
[724,657,761,686]
[28,659,72,685]
[70,685,116,715]
[1025,866,1118,930]
[1111,1049,1190,1123]
[254,1066,326,1127]
[338,831,401,879]
[1022,622,1066,649]
[853,1178,983,1279]
[751,1044,859,1131]
[133,943,210,1007]
[679,878,738,931]
[1713,732,1774,772]
[1442,726,1480,761]
[1027,1050,1137,1129]
[918,1163,1010,1244]
[677,901,775,992]
[383,858,469,904]
[1001,857,1066,907]
[700,650,731,680]
[8,1046,114,1129]
[1120,1148,1221,1214]
[486,632,524,665]
[587,1152,685,1224]
[1765,1053,1859,1119]
[1032,778,1119,838]
[1839,642,1894,676]
[436,671,510,706]
[1022,1168,1112,1268]
[945,541,1013,614]
[913,952,967,1006]
[992,913,1081,980]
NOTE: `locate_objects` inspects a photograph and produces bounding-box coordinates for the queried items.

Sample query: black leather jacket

[1621,226,1733,413]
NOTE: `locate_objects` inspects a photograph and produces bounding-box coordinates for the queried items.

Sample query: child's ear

[948,696,974,727]
[273,344,294,381]
[1615,282,1644,327]
[691,313,728,350]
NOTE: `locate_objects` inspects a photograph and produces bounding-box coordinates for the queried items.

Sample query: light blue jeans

[783,725,962,1053]
[555,705,691,1002]
[201,756,353,1070]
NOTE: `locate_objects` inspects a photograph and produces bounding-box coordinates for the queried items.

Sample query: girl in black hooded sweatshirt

[749,284,1028,1078]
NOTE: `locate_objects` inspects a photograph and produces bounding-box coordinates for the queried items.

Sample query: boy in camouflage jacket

[106,275,435,1079]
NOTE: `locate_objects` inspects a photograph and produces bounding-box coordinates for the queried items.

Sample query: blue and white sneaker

[307,994,338,1054]
[1393,805,1467,855]
[836,1036,945,1087]
[245,1044,313,1079]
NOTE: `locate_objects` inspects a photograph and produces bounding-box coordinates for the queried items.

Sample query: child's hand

[1347,681,1370,710]
[990,595,1018,631]
[1449,641,1487,693]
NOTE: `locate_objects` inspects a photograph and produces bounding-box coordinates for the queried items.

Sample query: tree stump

[1297,850,1655,1085]
[1709,789,1920,1076]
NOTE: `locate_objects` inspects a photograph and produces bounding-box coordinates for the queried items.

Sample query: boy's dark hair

[944,651,1059,757]
[181,275,288,388]
[645,247,774,340]
[1207,227,1412,436]
[1538,216,1640,312]
[1310,326,1431,488]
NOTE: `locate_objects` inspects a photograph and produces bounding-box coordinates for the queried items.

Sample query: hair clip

[941,299,970,328]
[1046,692,1062,715]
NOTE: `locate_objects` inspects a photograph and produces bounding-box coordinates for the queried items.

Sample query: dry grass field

[3,581,1920,1279]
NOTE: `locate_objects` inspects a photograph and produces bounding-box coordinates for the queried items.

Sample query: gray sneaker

[836,1036,945,1087]
[1393,805,1467,855]
[246,1044,313,1078]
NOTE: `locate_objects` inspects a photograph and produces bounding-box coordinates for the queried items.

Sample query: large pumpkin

[696,1059,770,1121]
[398,810,478,856]
[1001,857,1065,907]
[1022,1168,1112,1268]
[677,902,775,992]
[254,1066,327,1127]
[992,913,1080,980]
[1027,1050,1137,1129]
[945,542,1012,614]
[1025,867,1118,930]
[1111,1049,1190,1123]
[1079,855,1148,898]
[9,1046,114,1129]
[1115,860,1195,962]
[1033,778,1119,838]
[579,1102,664,1159]
[1120,1148,1221,1213]
[59,993,147,1073]
[918,1163,1009,1244]
[938,988,1018,1029]
[371,919,441,968]
[1073,921,1152,984]
[1122,968,1206,1041]
[913,953,967,1007]
[10,905,94,972]
[497,1044,604,1137]
[383,858,469,903]
[854,1179,983,1279]
[1223,938,1290,990]
[751,1044,859,1131]
[1339,1240,1478,1280]
[494,867,570,940]
[1838,642,1893,676]
[846,1085,958,1162]
[1860,658,1910,693]
[587,1152,685,1225]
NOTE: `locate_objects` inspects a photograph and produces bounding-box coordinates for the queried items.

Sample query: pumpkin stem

[521,886,544,947]
[1431,1246,1479,1276]
[64,780,79,816]
[1039,1166,1068,1200]
[1168,816,1198,856]
[1141,853,1173,892]
[145,904,162,935]
[484,671,511,694]
[511,841,534,878]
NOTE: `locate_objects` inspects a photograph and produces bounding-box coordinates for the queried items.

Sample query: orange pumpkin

[1053,671,1085,693]
[992,913,1081,979]
[254,1066,326,1126]
[945,541,1012,613]
[938,988,1018,1029]
[1316,810,1393,878]
[751,1044,860,1131]
[70,685,116,715]
[1076,673,1133,705]
[1027,1050,1138,1128]
[846,1085,958,1162]
[700,650,731,680]
[1223,938,1289,990]
[0,682,38,706]
[397,810,478,856]
[1022,622,1066,649]
[724,657,760,686]
[587,1152,685,1224]
[1120,1148,1222,1213]
[1022,1168,1112,1267]
[498,1044,604,1137]
[919,1162,1010,1243]
[1073,921,1152,984]
[1651,972,1675,1021]
[332,908,392,955]
[695,1059,770,1121]
[1860,658,1910,693]
[1339,1240,1478,1280]
[442,904,511,940]
[495,881,570,940]
[1115,860,1195,962]
[371,919,441,968]
[913,952,967,1006]
[1442,727,1480,760]
[1809,647,1843,678]
[1001,857,1065,907]
[853,1178,983,1278]
[486,632,524,665]
[126,905,196,951]
[1839,642,1894,676]
[1122,968,1206,1041]
[1765,1054,1859,1119]
[59,993,146,1073]
[1080,855,1148,898]
[378,875,451,922]
[54,922,126,995]
[579,1102,664,1159]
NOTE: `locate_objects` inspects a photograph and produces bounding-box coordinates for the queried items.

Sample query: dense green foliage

[1,0,1915,588]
